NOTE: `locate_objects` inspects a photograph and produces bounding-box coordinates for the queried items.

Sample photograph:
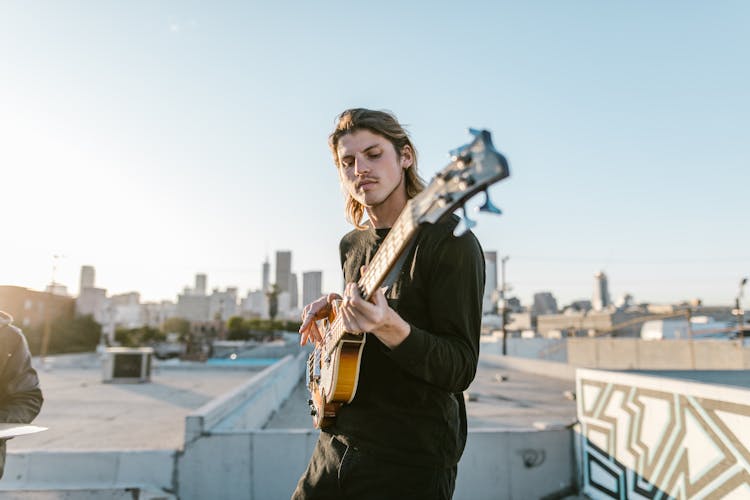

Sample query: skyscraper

[80,265,95,292]
[275,251,292,294]
[592,271,611,311]
[195,273,207,296]
[303,271,323,307]
[289,273,298,310]
[262,257,270,292]
[483,251,498,314]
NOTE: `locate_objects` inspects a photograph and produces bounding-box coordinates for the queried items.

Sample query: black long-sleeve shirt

[329,215,485,468]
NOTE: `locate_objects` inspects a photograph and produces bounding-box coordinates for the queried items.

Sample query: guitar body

[307,307,366,428]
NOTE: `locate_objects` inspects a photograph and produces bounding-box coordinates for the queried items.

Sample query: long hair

[329,108,425,229]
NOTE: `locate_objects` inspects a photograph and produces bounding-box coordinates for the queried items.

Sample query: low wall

[178,427,576,500]
[482,353,577,381]
[568,338,750,370]
[576,368,750,499]
[481,336,568,362]
[184,352,307,442]
[0,449,175,498]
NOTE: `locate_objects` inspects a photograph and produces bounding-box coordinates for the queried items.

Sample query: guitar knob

[308,399,313,406]
[310,409,318,416]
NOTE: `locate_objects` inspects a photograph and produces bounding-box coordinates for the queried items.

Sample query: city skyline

[2,3,748,308]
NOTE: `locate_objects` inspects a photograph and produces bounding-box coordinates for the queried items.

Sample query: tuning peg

[478,189,502,215]
[449,143,473,166]
[454,206,477,237]
[449,143,469,159]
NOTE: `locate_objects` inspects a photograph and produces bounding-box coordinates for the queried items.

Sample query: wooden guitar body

[307,305,366,428]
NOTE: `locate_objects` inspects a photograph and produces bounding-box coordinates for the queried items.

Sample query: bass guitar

[306,128,510,428]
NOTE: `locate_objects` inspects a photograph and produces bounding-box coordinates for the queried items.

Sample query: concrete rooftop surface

[265,356,577,430]
[19,354,261,451]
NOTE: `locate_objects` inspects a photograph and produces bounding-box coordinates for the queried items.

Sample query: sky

[1,1,748,308]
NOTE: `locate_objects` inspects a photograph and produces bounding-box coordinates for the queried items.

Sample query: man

[0,311,43,479]
[294,109,484,499]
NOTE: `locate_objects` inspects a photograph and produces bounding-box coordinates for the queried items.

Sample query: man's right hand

[298,293,342,346]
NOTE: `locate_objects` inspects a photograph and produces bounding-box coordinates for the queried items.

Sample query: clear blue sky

[1,1,748,307]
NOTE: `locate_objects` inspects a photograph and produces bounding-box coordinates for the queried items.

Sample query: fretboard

[323,199,419,358]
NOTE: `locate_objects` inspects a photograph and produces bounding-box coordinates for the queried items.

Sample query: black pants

[292,432,457,500]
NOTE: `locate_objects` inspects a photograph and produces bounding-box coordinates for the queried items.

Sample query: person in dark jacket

[0,311,43,479]
[293,109,484,499]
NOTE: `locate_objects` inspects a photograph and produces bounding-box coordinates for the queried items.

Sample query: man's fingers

[340,304,361,334]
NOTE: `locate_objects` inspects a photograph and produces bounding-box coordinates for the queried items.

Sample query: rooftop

[21,354,262,451]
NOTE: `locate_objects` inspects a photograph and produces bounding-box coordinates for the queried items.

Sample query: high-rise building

[483,251,498,314]
[79,265,95,292]
[593,271,611,311]
[289,273,298,310]
[195,274,207,296]
[532,292,558,316]
[302,271,323,307]
[262,257,270,292]
[275,251,292,294]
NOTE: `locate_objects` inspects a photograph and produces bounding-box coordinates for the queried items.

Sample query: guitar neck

[357,199,419,299]
[324,200,419,355]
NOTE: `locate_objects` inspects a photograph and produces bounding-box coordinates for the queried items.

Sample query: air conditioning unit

[102,347,153,383]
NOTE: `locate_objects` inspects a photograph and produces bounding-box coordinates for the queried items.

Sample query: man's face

[336,129,412,210]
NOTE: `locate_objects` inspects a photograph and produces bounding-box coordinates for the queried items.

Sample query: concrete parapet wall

[0,449,175,494]
[184,352,307,442]
[178,427,575,500]
[568,338,750,369]
[481,336,568,362]
[482,353,577,381]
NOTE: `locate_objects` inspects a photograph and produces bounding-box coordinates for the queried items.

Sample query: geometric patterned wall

[577,369,750,499]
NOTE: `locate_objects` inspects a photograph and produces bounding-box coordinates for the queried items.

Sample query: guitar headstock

[415,129,510,233]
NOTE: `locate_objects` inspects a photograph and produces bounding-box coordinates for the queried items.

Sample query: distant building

[142,301,176,329]
[506,312,532,332]
[45,283,69,296]
[289,273,299,310]
[79,265,95,291]
[262,258,270,292]
[0,285,75,330]
[506,297,523,313]
[194,274,207,296]
[593,271,611,311]
[483,251,498,314]
[615,293,635,309]
[111,292,142,329]
[209,288,238,321]
[564,300,592,313]
[241,290,267,318]
[177,293,210,323]
[537,309,647,338]
[76,286,108,323]
[277,291,291,319]
[275,251,292,295]
[302,271,323,307]
[532,292,558,316]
